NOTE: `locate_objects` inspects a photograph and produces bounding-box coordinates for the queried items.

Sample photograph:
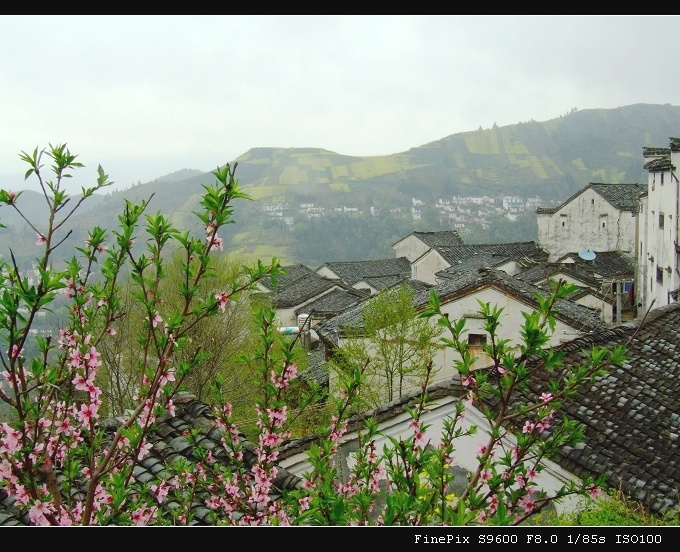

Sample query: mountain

[1,103,678,269]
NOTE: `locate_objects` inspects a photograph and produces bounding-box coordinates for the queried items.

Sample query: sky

[1,15,679,193]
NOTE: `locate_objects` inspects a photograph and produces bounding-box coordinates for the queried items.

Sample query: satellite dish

[578,248,597,261]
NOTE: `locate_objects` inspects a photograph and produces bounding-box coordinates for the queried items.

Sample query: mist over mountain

[1,103,678,269]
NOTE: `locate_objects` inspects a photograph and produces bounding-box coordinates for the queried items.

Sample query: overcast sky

[1,15,679,193]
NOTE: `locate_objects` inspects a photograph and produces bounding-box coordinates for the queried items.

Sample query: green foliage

[0,143,654,527]
[545,488,680,526]
[330,283,443,406]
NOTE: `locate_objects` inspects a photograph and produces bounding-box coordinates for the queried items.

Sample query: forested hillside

[1,103,677,269]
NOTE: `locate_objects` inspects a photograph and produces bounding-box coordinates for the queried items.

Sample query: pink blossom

[28,500,54,525]
[137,441,153,461]
[522,420,535,434]
[519,494,536,514]
[588,486,603,499]
[266,406,287,428]
[540,392,553,403]
[151,312,163,328]
[207,234,223,251]
[9,344,24,359]
[299,496,311,511]
[77,403,98,425]
[462,375,476,387]
[1,422,22,454]
[535,419,551,433]
[151,480,170,503]
[259,431,283,448]
[215,292,230,312]
[55,417,74,436]
[36,233,46,246]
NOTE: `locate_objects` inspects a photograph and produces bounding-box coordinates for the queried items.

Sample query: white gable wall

[640,161,680,312]
[411,250,450,285]
[432,287,593,380]
[316,266,340,280]
[393,235,431,262]
[537,188,637,262]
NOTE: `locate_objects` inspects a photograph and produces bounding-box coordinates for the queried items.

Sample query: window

[661,173,665,186]
[659,212,665,229]
[468,333,487,347]
[657,265,663,284]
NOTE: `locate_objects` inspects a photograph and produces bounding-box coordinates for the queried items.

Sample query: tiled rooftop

[316,257,412,287]
[408,230,465,247]
[432,241,548,270]
[535,183,646,215]
[515,301,680,515]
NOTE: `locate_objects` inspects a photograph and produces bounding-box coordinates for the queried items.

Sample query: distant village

[261,194,552,234]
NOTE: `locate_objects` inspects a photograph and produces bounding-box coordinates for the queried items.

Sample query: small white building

[637,138,680,313]
[536,183,644,262]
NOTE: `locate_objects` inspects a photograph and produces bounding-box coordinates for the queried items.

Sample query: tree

[332,283,443,407]
[96,250,272,419]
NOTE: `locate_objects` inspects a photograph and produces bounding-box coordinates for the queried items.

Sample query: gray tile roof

[299,348,330,386]
[644,156,674,171]
[316,257,412,287]
[431,241,548,269]
[258,263,317,292]
[535,183,646,215]
[514,302,680,516]
[555,251,636,279]
[406,230,465,247]
[360,274,411,291]
[516,251,635,288]
[515,263,602,290]
[643,137,678,171]
[295,287,368,318]
[268,272,337,308]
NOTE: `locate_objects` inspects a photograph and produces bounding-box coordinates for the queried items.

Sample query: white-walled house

[637,138,680,314]
[391,230,464,263]
[536,183,645,262]
[316,269,607,398]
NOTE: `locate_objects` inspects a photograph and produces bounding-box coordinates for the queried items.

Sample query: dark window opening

[468,334,487,347]
[657,266,663,284]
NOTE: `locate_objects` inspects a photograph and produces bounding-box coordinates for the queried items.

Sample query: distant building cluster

[261,194,549,232]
